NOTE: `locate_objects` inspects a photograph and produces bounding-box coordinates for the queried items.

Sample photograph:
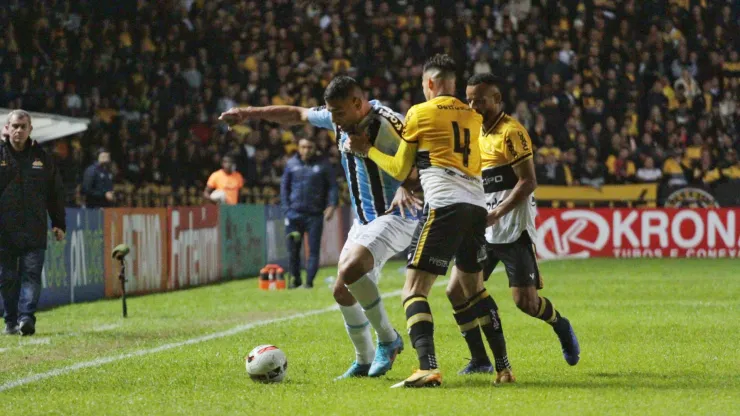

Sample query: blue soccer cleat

[458,359,494,375]
[554,317,580,366]
[335,361,371,380]
[368,330,404,377]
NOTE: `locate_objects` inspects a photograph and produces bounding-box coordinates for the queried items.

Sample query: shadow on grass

[440,371,734,390]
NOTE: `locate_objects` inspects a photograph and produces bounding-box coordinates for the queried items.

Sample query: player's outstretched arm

[219,106,311,127]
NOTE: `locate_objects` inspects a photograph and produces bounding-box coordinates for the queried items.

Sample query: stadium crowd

[1,0,739,207]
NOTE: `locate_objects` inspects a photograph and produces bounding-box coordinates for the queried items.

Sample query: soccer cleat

[494,368,516,385]
[3,323,19,335]
[390,369,442,388]
[458,359,494,375]
[334,361,371,380]
[368,330,404,377]
[18,319,35,336]
[553,317,580,366]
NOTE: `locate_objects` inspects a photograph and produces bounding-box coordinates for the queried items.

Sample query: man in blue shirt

[280,137,338,289]
[220,76,420,380]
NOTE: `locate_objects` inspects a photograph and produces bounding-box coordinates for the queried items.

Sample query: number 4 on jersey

[451,121,471,167]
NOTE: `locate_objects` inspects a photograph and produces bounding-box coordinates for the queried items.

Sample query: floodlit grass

[1,259,738,416]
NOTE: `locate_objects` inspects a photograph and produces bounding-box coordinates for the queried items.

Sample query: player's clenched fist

[219,107,249,127]
[345,133,371,157]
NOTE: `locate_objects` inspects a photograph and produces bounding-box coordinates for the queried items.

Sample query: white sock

[346,275,397,343]
[339,303,374,365]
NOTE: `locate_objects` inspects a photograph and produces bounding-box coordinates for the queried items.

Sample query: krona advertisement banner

[535,208,740,259]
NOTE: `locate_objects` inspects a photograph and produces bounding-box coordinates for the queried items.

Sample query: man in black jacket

[81,148,115,207]
[0,110,66,336]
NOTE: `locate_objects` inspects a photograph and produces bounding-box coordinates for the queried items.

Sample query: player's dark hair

[467,73,503,88]
[324,76,361,101]
[422,54,457,79]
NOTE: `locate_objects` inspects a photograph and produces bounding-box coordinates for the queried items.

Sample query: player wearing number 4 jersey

[466,73,580,367]
[219,77,419,381]
[348,54,513,388]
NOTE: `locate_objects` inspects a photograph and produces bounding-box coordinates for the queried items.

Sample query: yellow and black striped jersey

[479,112,537,244]
[405,95,485,208]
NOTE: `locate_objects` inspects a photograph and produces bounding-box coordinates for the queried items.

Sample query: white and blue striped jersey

[306,100,412,224]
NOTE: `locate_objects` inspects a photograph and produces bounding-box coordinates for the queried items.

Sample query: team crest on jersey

[32,159,44,169]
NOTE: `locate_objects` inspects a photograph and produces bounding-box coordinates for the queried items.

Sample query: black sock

[404,295,437,370]
[535,296,560,325]
[452,300,489,364]
[470,289,511,372]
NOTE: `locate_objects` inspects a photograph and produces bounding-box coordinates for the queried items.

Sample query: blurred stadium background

[0,0,738,321]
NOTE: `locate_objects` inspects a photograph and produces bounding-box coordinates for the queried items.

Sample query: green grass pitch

[0,258,738,415]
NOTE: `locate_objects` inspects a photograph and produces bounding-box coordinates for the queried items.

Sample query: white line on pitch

[0,278,450,392]
[0,264,514,393]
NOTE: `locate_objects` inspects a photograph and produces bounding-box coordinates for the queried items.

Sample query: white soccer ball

[245,345,288,383]
[210,189,227,203]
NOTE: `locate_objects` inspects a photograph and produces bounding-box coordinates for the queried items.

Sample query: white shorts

[341,215,417,282]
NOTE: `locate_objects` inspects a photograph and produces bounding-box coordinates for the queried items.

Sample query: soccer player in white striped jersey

[220,76,419,379]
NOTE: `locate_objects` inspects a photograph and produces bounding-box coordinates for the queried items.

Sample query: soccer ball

[210,189,227,204]
[245,345,288,383]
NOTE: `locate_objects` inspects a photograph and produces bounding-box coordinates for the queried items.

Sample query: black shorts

[407,203,487,276]
[483,231,543,288]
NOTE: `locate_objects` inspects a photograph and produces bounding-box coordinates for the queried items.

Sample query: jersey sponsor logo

[436,104,475,112]
[375,106,404,136]
[482,175,504,186]
[517,131,530,152]
[505,135,518,158]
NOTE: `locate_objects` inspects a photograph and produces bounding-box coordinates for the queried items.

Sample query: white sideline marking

[92,324,121,332]
[0,278,457,393]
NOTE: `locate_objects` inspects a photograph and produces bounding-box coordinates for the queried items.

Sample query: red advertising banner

[168,205,221,290]
[535,208,740,259]
[103,208,169,297]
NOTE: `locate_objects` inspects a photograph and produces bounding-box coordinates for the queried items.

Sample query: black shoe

[303,283,314,289]
[19,319,35,336]
[3,323,19,335]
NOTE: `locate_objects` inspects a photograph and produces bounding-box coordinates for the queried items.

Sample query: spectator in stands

[579,152,606,189]
[281,138,338,289]
[636,157,662,183]
[536,153,570,186]
[203,154,244,205]
[81,148,115,208]
[606,147,637,184]
[0,110,66,336]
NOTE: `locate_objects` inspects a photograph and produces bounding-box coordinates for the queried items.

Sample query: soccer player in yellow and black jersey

[466,73,580,366]
[347,54,491,388]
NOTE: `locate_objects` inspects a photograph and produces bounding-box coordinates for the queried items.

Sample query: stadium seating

[1,0,737,207]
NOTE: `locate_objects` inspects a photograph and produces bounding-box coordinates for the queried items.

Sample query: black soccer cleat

[553,317,579,366]
[458,359,494,375]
